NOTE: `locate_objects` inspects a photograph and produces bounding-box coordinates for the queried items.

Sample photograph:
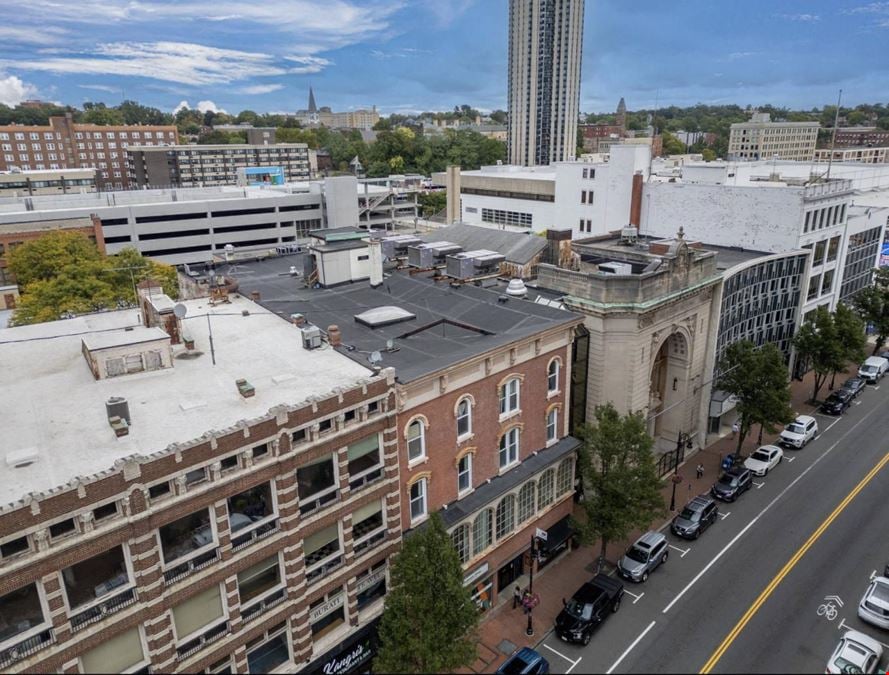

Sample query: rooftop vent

[6,448,38,469]
[354,306,417,328]
[505,278,528,298]
[106,397,131,425]
[236,379,256,398]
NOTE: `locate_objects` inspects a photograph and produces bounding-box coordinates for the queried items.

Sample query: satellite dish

[368,351,382,365]
[173,303,188,319]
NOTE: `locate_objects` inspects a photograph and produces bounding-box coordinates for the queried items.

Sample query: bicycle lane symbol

[817,595,844,621]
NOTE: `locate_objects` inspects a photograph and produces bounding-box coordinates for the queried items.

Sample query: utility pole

[826,89,843,181]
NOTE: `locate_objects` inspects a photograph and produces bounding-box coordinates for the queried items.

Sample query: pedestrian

[696,463,704,479]
[522,589,533,615]
[731,421,739,439]
[513,585,522,610]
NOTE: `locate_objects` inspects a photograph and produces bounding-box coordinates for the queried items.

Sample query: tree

[701,148,717,161]
[374,513,478,674]
[661,131,685,156]
[716,341,794,454]
[831,303,867,387]
[793,307,846,403]
[81,102,125,126]
[853,267,889,354]
[417,191,446,217]
[572,403,665,568]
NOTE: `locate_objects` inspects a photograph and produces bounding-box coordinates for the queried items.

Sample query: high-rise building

[507,0,585,166]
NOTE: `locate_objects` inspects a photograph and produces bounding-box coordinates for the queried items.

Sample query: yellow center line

[700,450,889,674]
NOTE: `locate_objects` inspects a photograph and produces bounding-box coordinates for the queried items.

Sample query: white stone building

[728,112,820,162]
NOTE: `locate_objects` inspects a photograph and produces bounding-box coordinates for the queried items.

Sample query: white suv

[779,415,818,449]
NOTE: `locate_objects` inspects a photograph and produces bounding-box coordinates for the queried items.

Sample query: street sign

[535,528,548,541]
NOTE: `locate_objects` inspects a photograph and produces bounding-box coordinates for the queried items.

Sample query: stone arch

[649,330,692,445]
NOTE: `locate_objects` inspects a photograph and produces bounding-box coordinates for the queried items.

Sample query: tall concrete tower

[507,0,585,166]
[616,97,627,130]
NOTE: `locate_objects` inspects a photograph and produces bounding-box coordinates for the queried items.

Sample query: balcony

[0,583,53,669]
[305,556,343,584]
[163,549,221,585]
[353,530,386,557]
[175,621,228,661]
[0,629,54,670]
[63,546,136,630]
[241,588,286,623]
[228,483,278,551]
[231,519,279,552]
[70,587,138,631]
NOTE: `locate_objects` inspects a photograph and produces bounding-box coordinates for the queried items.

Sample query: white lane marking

[662,398,884,615]
[874,386,881,391]
[605,620,657,674]
[718,511,731,520]
[871,569,878,581]
[836,618,889,649]
[855,401,862,406]
[668,544,690,557]
[566,657,583,674]
[623,588,645,604]
[754,480,765,489]
[542,643,580,669]
[838,618,849,631]
[785,456,796,463]
[824,419,841,434]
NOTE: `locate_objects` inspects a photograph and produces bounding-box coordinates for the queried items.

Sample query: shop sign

[463,562,489,587]
[309,592,345,623]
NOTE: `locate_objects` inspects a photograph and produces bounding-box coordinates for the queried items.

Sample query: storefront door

[497,553,524,594]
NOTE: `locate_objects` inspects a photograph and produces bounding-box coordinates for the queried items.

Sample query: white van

[858,356,889,384]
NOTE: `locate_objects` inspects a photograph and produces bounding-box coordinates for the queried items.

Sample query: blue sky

[0,0,887,116]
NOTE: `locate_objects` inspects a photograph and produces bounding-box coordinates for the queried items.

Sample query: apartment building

[0,114,179,190]
[126,145,312,189]
[243,251,585,612]
[832,126,889,149]
[0,169,96,197]
[0,291,400,674]
[813,146,889,165]
[728,112,819,161]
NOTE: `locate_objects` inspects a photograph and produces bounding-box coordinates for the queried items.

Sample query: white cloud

[285,56,333,74]
[0,25,68,45]
[196,100,225,113]
[845,2,889,14]
[4,41,289,86]
[418,0,475,26]
[371,47,431,59]
[241,83,284,95]
[0,72,39,106]
[776,13,820,22]
[78,84,120,93]
[727,51,757,60]
[173,100,190,114]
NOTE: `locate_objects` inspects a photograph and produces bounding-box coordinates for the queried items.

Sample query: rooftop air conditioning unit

[301,325,322,350]
[446,250,507,279]
[381,234,423,259]
[598,261,633,276]
[407,241,463,268]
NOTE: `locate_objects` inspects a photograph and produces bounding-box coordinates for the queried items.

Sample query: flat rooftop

[462,165,556,182]
[0,295,370,506]
[239,256,580,383]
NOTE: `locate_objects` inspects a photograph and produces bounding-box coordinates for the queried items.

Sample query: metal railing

[0,629,55,670]
[70,587,138,631]
[175,621,229,661]
[240,588,287,624]
[163,548,220,586]
[231,519,279,552]
[657,443,686,478]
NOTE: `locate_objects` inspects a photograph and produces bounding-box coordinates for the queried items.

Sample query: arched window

[556,459,573,495]
[472,509,492,556]
[547,359,560,393]
[499,427,520,469]
[407,419,425,462]
[517,481,536,523]
[457,398,472,437]
[538,469,555,509]
[546,408,558,442]
[451,524,470,565]
[495,494,516,540]
[499,377,520,415]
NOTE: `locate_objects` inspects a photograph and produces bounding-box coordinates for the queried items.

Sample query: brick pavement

[469,364,838,673]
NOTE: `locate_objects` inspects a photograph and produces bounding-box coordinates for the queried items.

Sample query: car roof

[841,630,884,657]
[514,647,542,663]
[843,377,862,383]
[687,495,714,510]
[795,415,816,424]
[575,582,607,603]
[634,531,666,548]
[754,445,781,453]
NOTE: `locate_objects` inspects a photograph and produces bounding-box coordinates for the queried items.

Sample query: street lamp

[669,473,683,512]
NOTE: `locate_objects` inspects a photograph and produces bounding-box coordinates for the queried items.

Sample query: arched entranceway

[649,332,691,448]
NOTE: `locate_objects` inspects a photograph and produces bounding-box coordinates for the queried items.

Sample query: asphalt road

[537,380,889,675]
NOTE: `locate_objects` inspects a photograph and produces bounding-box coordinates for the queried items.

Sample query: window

[310,588,345,640]
[547,360,560,392]
[557,459,573,494]
[499,378,520,415]
[547,409,558,442]
[827,236,840,263]
[0,535,29,559]
[457,398,472,437]
[228,481,275,544]
[356,561,387,610]
[821,269,835,295]
[352,500,385,555]
[291,427,307,445]
[93,501,118,522]
[495,494,516,540]
[814,240,827,265]
[50,518,76,540]
[297,454,337,514]
[185,467,207,487]
[62,546,132,623]
[238,555,283,609]
[347,434,382,490]
[451,524,470,564]
[499,427,520,469]
[149,481,171,501]
[409,479,427,522]
[407,419,425,462]
[457,454,472,494]
[172,584,225,643]
[80,626,146,674]
[517,481,536,523]
[0,583,49,654]
[246,623,290,674]
[159,509,213,564]
[472,509,492,556]
[538,469,555,509]
[304,523,342,581]
[220,455,238,473]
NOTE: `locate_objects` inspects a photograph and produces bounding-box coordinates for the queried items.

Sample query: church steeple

[616,97,627,130]
[308,86,317,113]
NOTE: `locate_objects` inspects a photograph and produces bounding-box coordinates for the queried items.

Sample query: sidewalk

[469,366,831,673]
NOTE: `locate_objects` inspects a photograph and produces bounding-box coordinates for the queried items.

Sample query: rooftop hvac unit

[301,325,322,350]
[407,241,463,268]
[381,234,423,259]
[446,250,507,280]
[598,261,633,276]
[620,227,638,244]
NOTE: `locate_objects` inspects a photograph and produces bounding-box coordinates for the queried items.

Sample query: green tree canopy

[832,302,867,385]
[716,341,794,454]
[853,267,889,354]
[793,306,846,402]
[374,513,478,674]
[572,403,665,567]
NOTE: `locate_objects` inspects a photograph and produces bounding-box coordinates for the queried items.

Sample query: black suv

[710,467,752,502]
[820,388,853,415]
[671,495,719,539]
[555,574,624,645]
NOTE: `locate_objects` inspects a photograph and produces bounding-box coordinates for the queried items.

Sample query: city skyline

[0,0,888,116]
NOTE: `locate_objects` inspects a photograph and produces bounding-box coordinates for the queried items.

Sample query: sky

[0,0,887,116]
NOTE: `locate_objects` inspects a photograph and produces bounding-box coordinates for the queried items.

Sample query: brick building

[0,294,401,674]
[0,114,179,191]
[831,126,889,149]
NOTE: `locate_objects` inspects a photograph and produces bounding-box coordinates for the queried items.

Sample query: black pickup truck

[554,573,624,645]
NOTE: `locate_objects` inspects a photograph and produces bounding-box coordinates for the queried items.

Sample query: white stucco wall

[460,193,556,233]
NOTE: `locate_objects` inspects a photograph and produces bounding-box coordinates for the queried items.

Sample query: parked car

[554,574,624,645]
[617,531,669,583]
[842,377,867,399]
[858,356,889,384]
[496,648,550,675]
[826,630,883,674]
[671,495,718,540]
[858,576,889,630]
[710,467,753,502]
[744,445,784,476]
[820,389,854,415]
[779,415,818,449]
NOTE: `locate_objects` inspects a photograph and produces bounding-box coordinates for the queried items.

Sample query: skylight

[354,306,417,328]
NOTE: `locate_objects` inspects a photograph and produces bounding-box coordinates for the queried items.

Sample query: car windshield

[679,507,700,522]
[565,598,593,621]
[872,580,889,602]
[785,423,804,434]
[862,365,877,374]
[625,546,649,563]
[844,379,861,388]
[500,656,533,675]
[833,656,863,674]
[751,451,770,462]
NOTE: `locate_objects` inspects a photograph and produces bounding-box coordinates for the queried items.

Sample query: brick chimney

[327,325,342,347]
[629,171,643,227]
